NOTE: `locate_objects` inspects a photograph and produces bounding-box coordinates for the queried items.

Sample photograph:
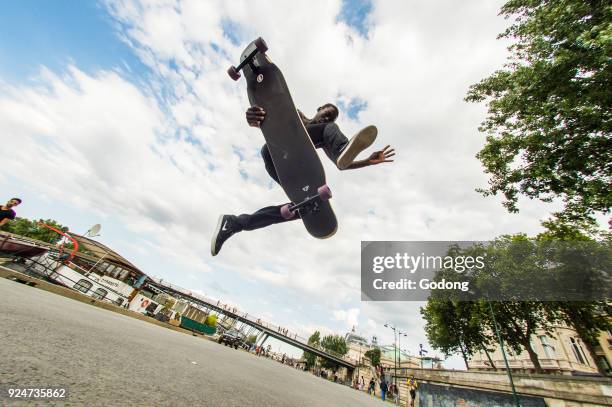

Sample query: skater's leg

[211,204,299,256]
[306,122,377,169]
[321,123,350,163]
[334,123,377,169]
[235,204,299,231]
[261,144,280,185]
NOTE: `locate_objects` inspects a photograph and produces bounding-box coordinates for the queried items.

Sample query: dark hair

[319,103,339,122]
[299,103,339,126]
[11,198,22,203]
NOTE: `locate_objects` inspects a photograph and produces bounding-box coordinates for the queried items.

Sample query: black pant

[234,122,348,232]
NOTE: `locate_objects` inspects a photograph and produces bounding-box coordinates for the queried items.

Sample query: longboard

[228,38,337,238]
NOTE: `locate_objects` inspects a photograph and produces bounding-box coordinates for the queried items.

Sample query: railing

[23,252,131,307]
[148,276,353,364]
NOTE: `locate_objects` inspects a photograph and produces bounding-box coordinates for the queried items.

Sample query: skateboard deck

[229,38,337,239]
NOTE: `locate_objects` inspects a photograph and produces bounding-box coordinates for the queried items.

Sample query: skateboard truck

[280,185,332,219]
[227,37,268,81]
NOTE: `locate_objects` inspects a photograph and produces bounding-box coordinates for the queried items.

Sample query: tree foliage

[319,334,348,371]
[303,330,321,368]
[422,300,494,369]
[364,347,381,367]
[0,217,68,244]
[422,228,610,374]
[465,0,611,223]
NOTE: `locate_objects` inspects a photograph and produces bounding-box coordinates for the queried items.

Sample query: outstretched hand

[366,145,395,165]
[246,106,266,127]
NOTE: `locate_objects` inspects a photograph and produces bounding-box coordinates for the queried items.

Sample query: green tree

[246,334,258,345]
[538,221,612,375]
[364,348,381,367]
[303,330,321,369]
[319,334,348,372]
[0,217,68,244]
[465,0,611,224]
[423,234,610,374]
[422,300,495,370]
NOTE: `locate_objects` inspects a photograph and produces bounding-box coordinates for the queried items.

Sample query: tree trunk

[523,338,543,373]
[459,342,469,369]
[482,344,497,371]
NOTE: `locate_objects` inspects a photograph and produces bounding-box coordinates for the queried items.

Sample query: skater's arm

[343,145,395,170]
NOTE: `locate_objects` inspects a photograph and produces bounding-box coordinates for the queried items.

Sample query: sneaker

[211,215,239,256]
[336,125,378,170]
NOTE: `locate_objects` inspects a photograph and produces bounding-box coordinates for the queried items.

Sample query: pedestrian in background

[408,376,418,407]
[380,378,388,401]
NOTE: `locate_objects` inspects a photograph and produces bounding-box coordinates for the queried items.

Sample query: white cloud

[333,307,360,330]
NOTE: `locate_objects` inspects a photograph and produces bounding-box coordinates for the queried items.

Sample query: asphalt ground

[0,278,383,406]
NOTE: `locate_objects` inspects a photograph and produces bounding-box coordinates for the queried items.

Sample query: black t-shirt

[305,122,344,148]
[305,122,328,147]
[0,207,16,222]
[305,122,347,163]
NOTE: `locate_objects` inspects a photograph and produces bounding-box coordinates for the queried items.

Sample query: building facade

[469,325,601,375]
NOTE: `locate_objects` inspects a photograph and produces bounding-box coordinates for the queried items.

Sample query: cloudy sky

[0,0,568,366]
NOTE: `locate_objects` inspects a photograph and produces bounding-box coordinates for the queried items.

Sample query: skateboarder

[211,104,395,256]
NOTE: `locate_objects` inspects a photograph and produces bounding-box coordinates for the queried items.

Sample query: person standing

[408,376,418,407]
[0,198,21,227]
[368,377,375,395]
[392,383,399,405]
[380,378,388,401]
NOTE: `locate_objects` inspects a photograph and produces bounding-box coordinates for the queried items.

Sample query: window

[596,356,611,375]
[74,279,92,294]
[111,267,122,279]
[145,302,158,313]
[570,337,588,365]
[92,288,108,300]
[577,340,590,366]
[539,336,556,359]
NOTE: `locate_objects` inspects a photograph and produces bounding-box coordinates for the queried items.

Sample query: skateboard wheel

[254,37,268,53]
[228,66,241,81]
[318,185,332,201]
[280,204,296,219]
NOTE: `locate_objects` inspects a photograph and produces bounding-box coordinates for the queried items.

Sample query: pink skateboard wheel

[228,66,241,81]
[317,185,332,201]
[254,37,268,53]
[280,204,296,219]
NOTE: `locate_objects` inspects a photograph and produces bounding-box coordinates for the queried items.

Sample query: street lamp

[356,342,362,387]
[384,323,405,398]
[384,324,397,380]
[397,331,407,370]
[488,301,520,407]
[419,343,428,368]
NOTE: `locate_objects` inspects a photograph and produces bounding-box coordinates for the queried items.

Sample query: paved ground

[0,278,383,406]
